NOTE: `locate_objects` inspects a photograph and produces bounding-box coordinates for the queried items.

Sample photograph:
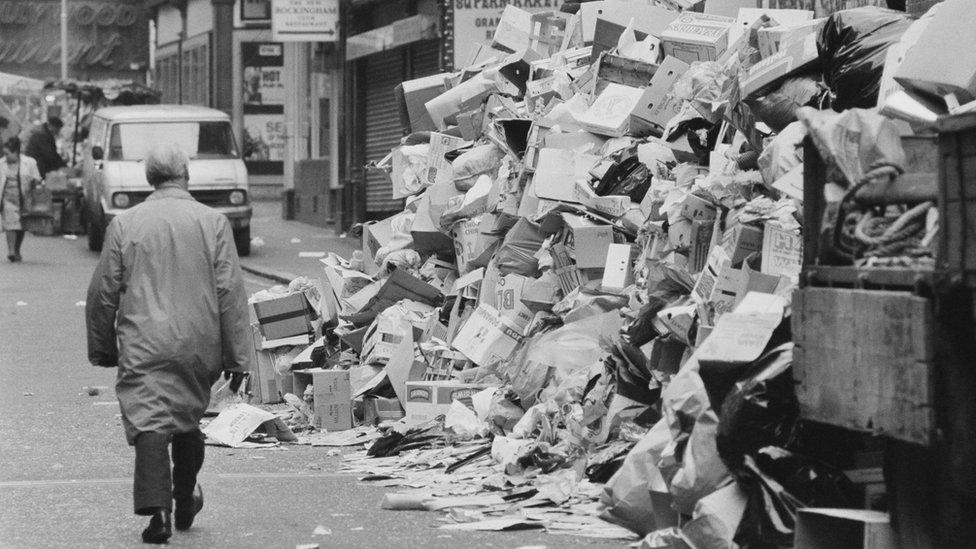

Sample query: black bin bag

[817,6,912,112]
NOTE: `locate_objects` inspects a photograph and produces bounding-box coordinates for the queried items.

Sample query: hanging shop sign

[0,0,148,80]
[271,0,339,42]
[242,42,285,174]
[450,0,562,69]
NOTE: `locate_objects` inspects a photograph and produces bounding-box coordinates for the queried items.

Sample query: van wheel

[87,206,106,252]
[233,226,251,257]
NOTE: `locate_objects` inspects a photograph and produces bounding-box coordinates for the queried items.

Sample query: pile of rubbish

[209,0,974,545]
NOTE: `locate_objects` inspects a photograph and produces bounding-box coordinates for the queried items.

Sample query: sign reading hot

[0,0,148,80]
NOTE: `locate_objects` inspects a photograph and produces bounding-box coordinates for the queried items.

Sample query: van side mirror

[91,146,104,161]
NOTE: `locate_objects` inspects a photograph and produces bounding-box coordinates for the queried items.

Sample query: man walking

[85,143,251,543]
[24,116,66,178]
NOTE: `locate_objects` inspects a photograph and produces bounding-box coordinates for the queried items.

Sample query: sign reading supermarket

[451,0,562,69]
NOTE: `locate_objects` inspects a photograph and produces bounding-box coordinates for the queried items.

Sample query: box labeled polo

[661,12,735,64]
[252,290,318,341]
[404,380,487,425]
[291,368,352,431]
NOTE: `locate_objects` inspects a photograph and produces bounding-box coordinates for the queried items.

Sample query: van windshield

[108,121,238,160]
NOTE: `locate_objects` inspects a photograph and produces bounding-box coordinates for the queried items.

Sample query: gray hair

[145,143,190,186]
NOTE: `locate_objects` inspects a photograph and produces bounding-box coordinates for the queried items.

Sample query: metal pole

[60,0,68,80]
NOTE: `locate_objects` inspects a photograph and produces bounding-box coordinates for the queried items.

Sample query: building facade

[148,0,559,227]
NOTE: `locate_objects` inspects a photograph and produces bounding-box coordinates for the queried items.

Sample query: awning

[345,14,439,61]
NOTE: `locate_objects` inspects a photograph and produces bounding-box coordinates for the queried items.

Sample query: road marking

[0,472,353,488]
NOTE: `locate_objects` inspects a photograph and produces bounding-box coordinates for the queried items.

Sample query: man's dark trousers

[133,430,205,515]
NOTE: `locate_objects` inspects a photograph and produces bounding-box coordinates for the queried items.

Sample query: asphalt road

[0,230,623,549]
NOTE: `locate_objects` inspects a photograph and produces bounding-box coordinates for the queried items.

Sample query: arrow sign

[271,0,340,42]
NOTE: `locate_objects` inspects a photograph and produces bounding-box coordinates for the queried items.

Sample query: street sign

[272,0,340,42]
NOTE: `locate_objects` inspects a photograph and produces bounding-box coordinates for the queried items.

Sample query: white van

[82,105,252,256]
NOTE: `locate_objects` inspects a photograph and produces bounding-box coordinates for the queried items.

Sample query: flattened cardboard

[696,292,786,368]
[740,32,819,99]
[533,148,602,203]
[575,83,646,137]
[343,269,443,326]
[630,56,690,134]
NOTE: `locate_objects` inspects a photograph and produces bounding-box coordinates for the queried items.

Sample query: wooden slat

[792,287,935,445]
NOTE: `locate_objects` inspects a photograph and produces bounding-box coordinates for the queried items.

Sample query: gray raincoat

[85,184,251,444]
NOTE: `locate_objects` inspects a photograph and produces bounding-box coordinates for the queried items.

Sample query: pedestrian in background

[1,136,41,262]
[24,116,66,178]
[85,143,251,544]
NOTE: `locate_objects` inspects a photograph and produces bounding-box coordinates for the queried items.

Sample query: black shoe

[6,254,14,262]
[141,508,172,544]
[174,484,203,531]
[12,254,21,262]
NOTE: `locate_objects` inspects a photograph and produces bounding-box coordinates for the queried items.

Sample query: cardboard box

[452,304,524,366]
[250,324,287,404]
[794,509,894,549]
[292,368,353,431]
[689,219,717,273]
[576,83,646,137]
[761,223,802,277]
[692,246,745,317]
[630,56,690,135]
[894,0,976,103]
[661,12,735,65]
[757,18,823,59]
[721,223,764,266]
[363,215,396,274]
[677,193,718,222]
[453,216,490,275]
[405,380,488,425]
[395,73,448,133]
[740,32,819,99]
[252,291,317,341]
[601,243,634,293]
[363,396,405,424]
[732,8,813,47]
[425,132,466,187]
[480,267,533,329]
[561,213,615,269]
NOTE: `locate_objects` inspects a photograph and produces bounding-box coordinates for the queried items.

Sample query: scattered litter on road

[312,525,332,536]
[15,301,27,306]
[291,238,302,244]
[75,301,86,307]
[299,251,327,258]
[62,234,78,240]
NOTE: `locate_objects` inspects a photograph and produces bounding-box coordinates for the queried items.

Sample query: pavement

[239,199,359,285]
[0,202,626,548]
